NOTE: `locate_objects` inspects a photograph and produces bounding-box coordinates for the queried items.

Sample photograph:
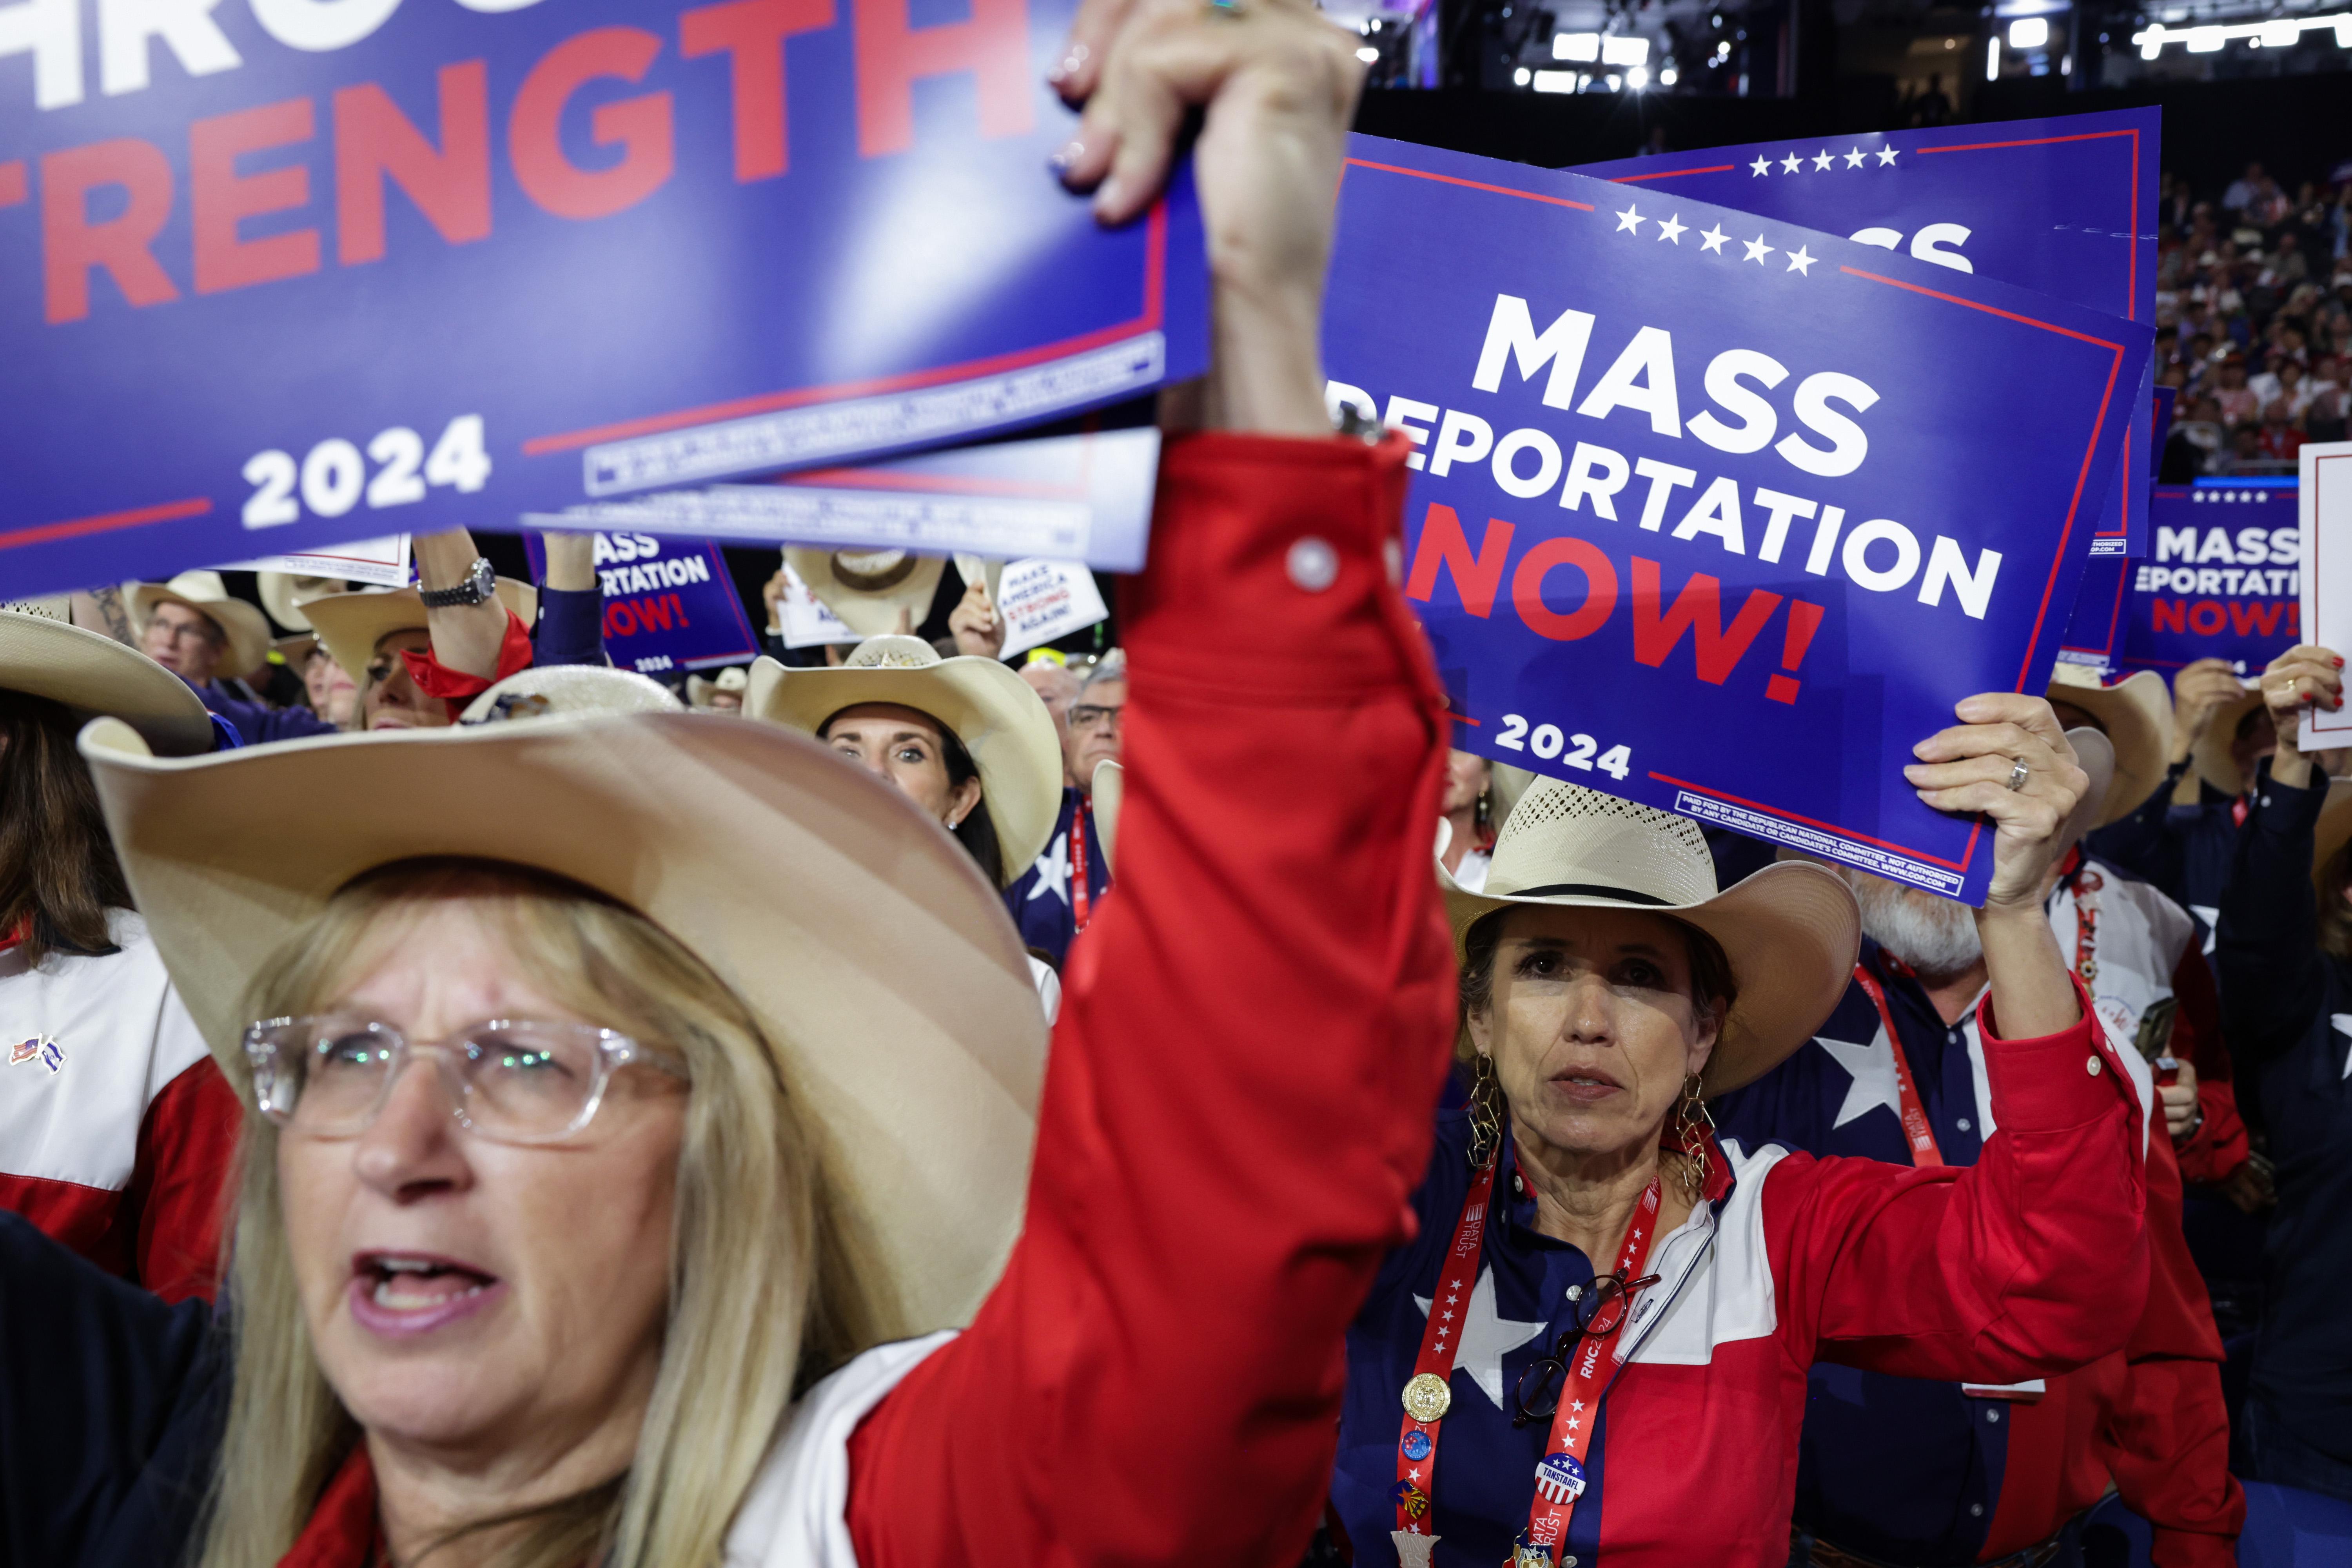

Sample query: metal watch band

[417,557,496,609]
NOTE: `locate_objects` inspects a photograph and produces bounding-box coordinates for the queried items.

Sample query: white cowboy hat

[783,548,949,639]
[2045,664,2171,827]
[127,572,274,682]
[748,636,1062,886]
[458,664,683,725]
[258,572,354,634]
[686,666,750,709]
[0,601,214,755]
[1091,759,1123,874]
[1440,779,1860,1096]
[2189,681,2269,799]
[302,581,538,687]
[76,710,1045,1335]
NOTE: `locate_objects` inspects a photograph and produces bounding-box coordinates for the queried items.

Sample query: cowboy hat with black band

[1441,778,1860,1096]
[2045,664,2171,827]
[258,572,353,635]
[749,636,1062,886]
[0,601,214,756]
[127,572,274,684]
[77,710,1042,1333]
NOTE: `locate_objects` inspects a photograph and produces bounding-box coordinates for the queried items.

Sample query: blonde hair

[198,860,897,1568]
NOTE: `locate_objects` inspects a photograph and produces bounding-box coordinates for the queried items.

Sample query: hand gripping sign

[0,0,1206,600]
[1576,108,2159,557]
[1327,136,2151,904]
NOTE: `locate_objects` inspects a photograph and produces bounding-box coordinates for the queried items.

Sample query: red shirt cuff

[400,609,533,716]
[1973,974,2140,1136]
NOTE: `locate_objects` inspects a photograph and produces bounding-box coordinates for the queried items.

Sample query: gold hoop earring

[1468,1054,1502,1169]
[1671,1072,1713,1199]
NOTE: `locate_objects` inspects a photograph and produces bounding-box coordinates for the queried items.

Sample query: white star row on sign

[1616,207,1814,273]
[1750,146,1898,176]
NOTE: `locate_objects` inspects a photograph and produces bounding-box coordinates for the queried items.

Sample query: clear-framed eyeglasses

[242,1015,685,1145]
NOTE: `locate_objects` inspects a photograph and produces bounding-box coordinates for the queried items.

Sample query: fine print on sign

[0,0,1207,599]
[2299,441,2352,753]
[227,532,411,588]
[1328,134,2151,904]
[1575,108,2159,555]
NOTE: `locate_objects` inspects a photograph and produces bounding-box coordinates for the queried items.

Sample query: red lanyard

[1068,805,1093,934]
[2231,794,2250,829]
[1850,963,1945,1168]
[1391,1161,1663,1567]
[2064,853,2103,985]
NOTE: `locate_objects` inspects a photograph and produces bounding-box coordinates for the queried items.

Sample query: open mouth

[348,1252,504,1337]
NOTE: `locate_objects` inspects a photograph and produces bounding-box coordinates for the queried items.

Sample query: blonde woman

[0,5,1443,1566]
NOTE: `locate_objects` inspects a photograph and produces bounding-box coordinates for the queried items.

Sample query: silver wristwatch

[418,556,496,609]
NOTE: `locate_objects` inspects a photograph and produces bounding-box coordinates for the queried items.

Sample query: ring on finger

[2004,757,2029,792]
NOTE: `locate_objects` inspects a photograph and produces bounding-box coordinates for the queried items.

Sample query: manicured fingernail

[1093,174,1125,217]
[1048,43,1087,82]
[2336,657,2345,668]
[1049,139,1083,174]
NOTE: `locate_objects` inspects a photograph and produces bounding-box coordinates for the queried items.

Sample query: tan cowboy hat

[2056,728,2117,862]
[258,572,353,634]
[1440,779,1860,1096]
[783,548,949,639]
[2189,682,2269,799]
[127,572,274,682]
[749,636,1062,885]
[457,664,683,724]
[1091,760,1123,874]
[686,666,750,709]
[2045,664,2171,826]
[76,710,1044,1335]
[303,581,538,685]
[0,602,213,755]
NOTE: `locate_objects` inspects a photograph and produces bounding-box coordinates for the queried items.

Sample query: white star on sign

[1815,1025,1906,1129]
[1615,205,1645,233]
[1024,835,1072,906]
[1656,213,1688,243]
[1743,235,1775,264]
[1876,146,1899,166]
[1812,149,1834,171]
[1786,245,1816,275]
[1749,155,1771,176]
[1415,1266,1546,1410]
[1698,224,1729,254]
[1781,153,1802,174]
[1844,147,1866,168]
[2332,1014,2352,1077]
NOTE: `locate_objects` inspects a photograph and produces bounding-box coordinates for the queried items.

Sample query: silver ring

[2005,758,2029,792]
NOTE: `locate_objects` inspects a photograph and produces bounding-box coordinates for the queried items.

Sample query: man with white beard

[1711,733,2245,1568]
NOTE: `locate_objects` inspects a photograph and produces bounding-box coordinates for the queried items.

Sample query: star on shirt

[1414,1266,1546,1410]
[1844,147,1867,168]
[1786,245,1816,275]
[1812,149,1834,171]
[1749,155,1771,176]
[1815,1025,1906,1129]
[1876,146,1899,166]
[1656,213,1688,243]
[1024,834,1073,906]
[1615,205,1645,233]
[1781,153,1802,174]
[1698,223,1729,254]
[1743,235,1775,264]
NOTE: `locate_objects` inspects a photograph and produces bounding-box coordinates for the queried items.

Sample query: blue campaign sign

[1327,135,2152,904]
[2120,481,2299,676]
[0,0,1206,600]
[523,531,759,675]
[1576,108,2158,556]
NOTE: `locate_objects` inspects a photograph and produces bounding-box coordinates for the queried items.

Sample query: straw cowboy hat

[127,572,273,682]
[76,710,1045,1334]
[258,572,353,635]
[783,548,949,639]
[0,601,214,755]
[686,666,749,709]
[1439,779,1860,1096]
[302,581,537,683]
[458,664,683,725]
[2055,728,2117,863]
[2045,664,2171,827]
[1091,760,1123,874]
[2189,682,2269,799]
[749,636,1063,884]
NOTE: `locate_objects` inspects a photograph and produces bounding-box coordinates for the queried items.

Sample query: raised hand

[2258,645,2345,790]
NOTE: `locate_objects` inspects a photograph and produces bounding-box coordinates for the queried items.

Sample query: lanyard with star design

[1850,962,1944,1167]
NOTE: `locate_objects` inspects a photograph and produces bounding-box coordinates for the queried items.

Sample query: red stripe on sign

[0,496,213,552]
[0,162,24,206]
[523,202,1172,458]
[1913,128,2141,321]
[1343,158,1597,211]
[1608,165,1737,182]
[1650,770,1982,872]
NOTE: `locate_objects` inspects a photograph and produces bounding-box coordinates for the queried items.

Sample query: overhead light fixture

[1356,44,1378,60]
[1604,71,1622,89]
[2260,18,2298,44]
[1986,34,2000,76]
[1532,68,1579,91]
[1659,64,1679,83]
[2007,16,2048,47]
[1554,31,1601,60]
[1514,65,1533,84]
[1625,63,1649,86]
[1601,35,1649,65]
[2134,11,2352,52]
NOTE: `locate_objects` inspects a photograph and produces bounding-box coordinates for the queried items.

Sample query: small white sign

[226,534,411,588]
[2299,443,2352,752]
[997,559,1108,659]
[778,557,857,650]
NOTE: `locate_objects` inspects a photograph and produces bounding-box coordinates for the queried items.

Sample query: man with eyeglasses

[1005,652,1125,970]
